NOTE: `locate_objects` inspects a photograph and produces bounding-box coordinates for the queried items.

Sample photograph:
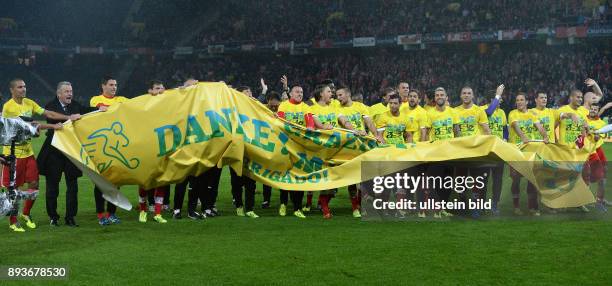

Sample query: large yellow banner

[51,82,595,209]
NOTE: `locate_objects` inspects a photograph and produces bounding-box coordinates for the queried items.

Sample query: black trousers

[193,167,222,211]
[173,177,194,212]
[262,185,272,203]
[280,190,304,211]
[94,186,117,214]
[45,161,78,220]
[230,169,255,211]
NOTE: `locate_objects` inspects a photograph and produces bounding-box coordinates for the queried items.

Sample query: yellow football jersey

[481,104,507,140]
[530,108,557,143]
[309,103,340,128]
[425,107,458,142]
[586,117,607,150]
[2,98,45,158]
[400,104,428,142]
[90,94,128,107]
[278,101,310,126]
[375,111,414,144]
[339,101,370,132]
[508,109,539,145]
[454,104,489,137]
[557,105,588,147]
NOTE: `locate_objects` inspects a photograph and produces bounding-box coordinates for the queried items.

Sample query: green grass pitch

[1,137,611,285]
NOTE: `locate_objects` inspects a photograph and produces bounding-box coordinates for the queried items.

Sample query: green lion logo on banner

[80,121,140,173]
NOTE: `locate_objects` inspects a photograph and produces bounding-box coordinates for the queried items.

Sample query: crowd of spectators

[2,1,610,46]
[196,0,611,44]
[126,43,610,112]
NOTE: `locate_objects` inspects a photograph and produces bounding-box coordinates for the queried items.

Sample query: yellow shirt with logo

[508,109,539,145]
[309,103,340,128]
[530,108,558,143]
[90,95,128,108]
[454,104,489,137]
[2,98,45,158]
[340,102,370,132]
[424,107,458,142]
[375,111,414,144]
[400,104,428,142]
[278,101,310,126]
[557,105,588,147]
[481,105,506,140]
[586,117,607,150]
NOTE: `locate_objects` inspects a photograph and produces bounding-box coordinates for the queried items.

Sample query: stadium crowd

[130,44,611,116]
[2,0,611,46]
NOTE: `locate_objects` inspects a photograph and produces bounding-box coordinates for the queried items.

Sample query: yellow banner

[52,82,595,209]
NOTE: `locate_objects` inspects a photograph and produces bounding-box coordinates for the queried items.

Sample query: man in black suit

[37,81,101,227]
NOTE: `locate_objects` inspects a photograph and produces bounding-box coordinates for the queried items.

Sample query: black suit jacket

[37,98,96,177]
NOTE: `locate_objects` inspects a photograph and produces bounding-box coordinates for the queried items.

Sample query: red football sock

[97,213,105,219]
[320,195,330,215]
[351,196,360,211]
[21,189,36,215]
[306,193,313,206]
[9,216,17,225]
[154,189,165,215]
[138,187,148,211]
[22,199,34,216]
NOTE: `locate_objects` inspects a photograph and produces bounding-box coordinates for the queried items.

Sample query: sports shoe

[352,209,362,218]
[188,211,204,220]
[50,218,60,227]
[603,199,612,207]
[433,212,442,219]
[108,214,121,224]
[98,217,111,226]
[65,217,79,227]
[245,211,259,218]
[236,207,245,217]
[261,201,270,209]
[440,210,453,217]
[139,211,147,223]
[204,209,217,218]
[173,210,182,219]
[9,223,25,232]
[279,204,287,216]
[153,214,167,223]
[595,202,608,213]
[529,209,541,216]
[579,205,590,213]
[293,210,306,218]
[302,206,311,212]
[418,212,426,218]
[513,208,524,215]
[20,214,36,229]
